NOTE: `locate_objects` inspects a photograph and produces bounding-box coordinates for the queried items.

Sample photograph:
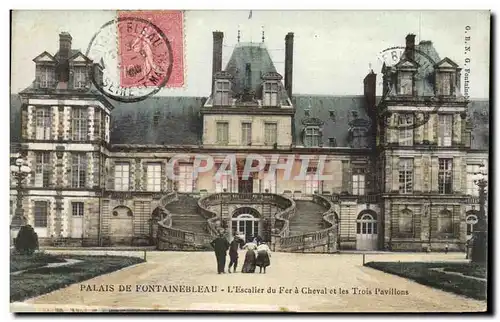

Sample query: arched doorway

[466,211,479,241]
[231,207,260,242]
[109,206,133,244]
[356,210,378,250]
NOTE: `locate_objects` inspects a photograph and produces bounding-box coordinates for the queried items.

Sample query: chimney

[212,31,224,92]
[57,32,72,83]
[245,63,252,91]
[284,32,294,99]
[405,34,416,61]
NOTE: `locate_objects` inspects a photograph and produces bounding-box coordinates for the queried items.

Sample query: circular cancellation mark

[86,16,174,103]
[376,46,445,130]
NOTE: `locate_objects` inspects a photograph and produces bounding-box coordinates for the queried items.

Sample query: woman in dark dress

[241,241,257,273]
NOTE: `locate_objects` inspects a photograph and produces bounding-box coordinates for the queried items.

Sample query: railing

[278,194,338,252]
[467,196,480,204]
[197,192,296,238]
[329,193,379,204]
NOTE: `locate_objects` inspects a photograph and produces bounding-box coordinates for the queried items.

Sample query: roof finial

[261,26,265,43]
[237,27,241,43]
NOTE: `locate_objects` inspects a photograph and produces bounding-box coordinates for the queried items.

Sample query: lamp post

[471,164,488,263]
[10,156,32,245]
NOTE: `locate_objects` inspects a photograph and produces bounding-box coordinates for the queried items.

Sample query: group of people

[210,233,271,274]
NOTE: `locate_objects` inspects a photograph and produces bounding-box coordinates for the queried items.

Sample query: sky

[11,10,490,98]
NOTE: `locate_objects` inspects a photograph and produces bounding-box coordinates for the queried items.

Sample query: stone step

[289,200,328,235]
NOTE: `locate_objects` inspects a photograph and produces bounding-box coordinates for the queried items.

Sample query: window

[351,128,367,148]
[178,164,193,193]
[352,173,365,195]
[216,122,229,145]
[304,169,319,194]
[74,67,87,89]
[215,173,231,193]
[356,213,377,235]
[34,201,48,228]
[437,72,453,96]
[71,154,87,188]
[329,138,337,147]
[305,127,320,147]
[35,107,52,140]
[262,173,276,193]
[467,164,480,196]
[241,122,252,145]
[93,109,102,140]
[438,159,453,194]
[114,162,130,191]
[398,114,414,146]
[146,163,162,192]
[399,158,413,194]
[36,66,55,88]
[466,214,478,236]
[398,72,413,95]
[72,202,84,216]
[35,152,51,188]
[438,114,453,147]
[437,209,452,234]
[264,123,277,146]
[72,108,88,141]
[398,210,414,234]
[214,80,231,106]
[263,82,279,106]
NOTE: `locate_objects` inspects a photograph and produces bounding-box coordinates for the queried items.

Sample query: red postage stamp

[118,10,185,88]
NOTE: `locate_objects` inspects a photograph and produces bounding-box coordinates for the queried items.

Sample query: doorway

[356,210,378,250]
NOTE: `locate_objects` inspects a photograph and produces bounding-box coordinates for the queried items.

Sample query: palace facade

[10,31,489,251]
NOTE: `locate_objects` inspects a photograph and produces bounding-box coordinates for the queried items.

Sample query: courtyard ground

[11,251,487,312]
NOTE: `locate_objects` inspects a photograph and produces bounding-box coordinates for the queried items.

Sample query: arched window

[398,209,414,234]
[231,208,261,242]
[437,209,452,234]
[356,210,377,235]
[466,212,479,236]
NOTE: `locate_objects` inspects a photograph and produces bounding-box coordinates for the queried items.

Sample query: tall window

[74,67,87,89]
[71,154,87,188]
[305,127,320,147]
[36,66,55,88]
[72,202,84,217]
[352,172,365,195]
[398,209,414,234]
[214,80,230,106]
[72,108,88,141]
[35,107,52,140]
[146,163,162,192]
[178,164,193,193]
[466,213,478,236]
[263,82,279,106]
[438,114,453,147]
[399,158,413,194]
[264,123,277,146]
[216,122,229,145]
[241,122,252,145]
[35,152,51,188]
[398,72,413,95]
[437,72,453,96]
[437,209,453,234]
[467,164,480,196]
[398,114,414,146]
[438,158,453,194]
[262,173,276,193]
[304,168,319,194]
[34,201,48,228]
[215,173,231,193]
[114,162,130,191]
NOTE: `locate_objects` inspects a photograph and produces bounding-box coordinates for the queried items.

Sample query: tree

[14,225,39,255]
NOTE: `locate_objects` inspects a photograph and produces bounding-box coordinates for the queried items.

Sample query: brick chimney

[364,70,377,146]
[284,32,294,99]
[405,34,416,61]
[212,31,223,92]
[56,32,72,83]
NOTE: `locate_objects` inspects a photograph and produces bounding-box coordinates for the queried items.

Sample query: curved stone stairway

[289,200,328,236]
[164,195,207,234]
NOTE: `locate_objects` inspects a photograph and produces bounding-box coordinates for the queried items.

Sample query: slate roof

[9,94,489,150]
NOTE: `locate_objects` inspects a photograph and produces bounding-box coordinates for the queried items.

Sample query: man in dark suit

[211,233,230,274]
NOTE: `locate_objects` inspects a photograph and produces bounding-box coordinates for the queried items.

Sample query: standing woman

[255,242,271,274]
[241,239,257,273]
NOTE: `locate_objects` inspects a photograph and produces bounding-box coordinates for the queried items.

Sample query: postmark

[376,46,442,130]
[86,16,173,103]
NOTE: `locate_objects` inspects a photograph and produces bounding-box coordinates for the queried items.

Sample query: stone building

[10,31,489,251]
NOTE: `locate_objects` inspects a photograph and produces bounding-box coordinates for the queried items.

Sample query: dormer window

[398,72,413,96]
[214,80,231,106]
[36,65,55,89]
[437,72,453,96]
[263,81,279,107]
[74,67,87,89]
[305,127,320,147]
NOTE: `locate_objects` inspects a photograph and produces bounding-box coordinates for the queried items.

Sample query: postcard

[9,10,490,313]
